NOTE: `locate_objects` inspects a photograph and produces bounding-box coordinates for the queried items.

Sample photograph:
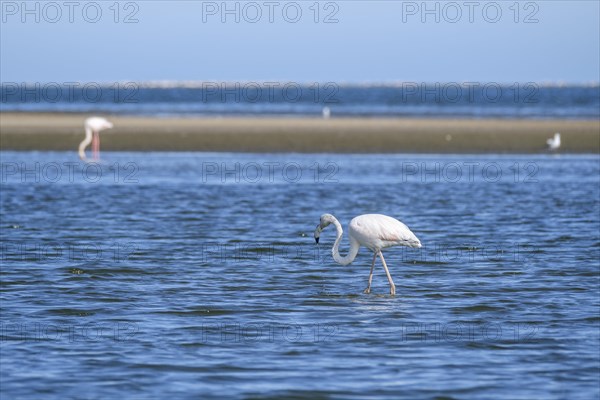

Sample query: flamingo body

[348,214,421,252]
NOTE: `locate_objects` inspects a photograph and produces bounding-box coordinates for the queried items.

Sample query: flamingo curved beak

[314,224,322,244]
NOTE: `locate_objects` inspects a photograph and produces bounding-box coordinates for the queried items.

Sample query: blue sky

[1,1,599,83]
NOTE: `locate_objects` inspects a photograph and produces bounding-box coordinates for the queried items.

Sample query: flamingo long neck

[331,218,360,266]
[79,127,93,160]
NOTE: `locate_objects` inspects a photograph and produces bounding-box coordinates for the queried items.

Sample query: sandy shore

[1,112,598,153]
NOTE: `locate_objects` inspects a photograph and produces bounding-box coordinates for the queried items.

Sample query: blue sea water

[1,83,599,119]
[1,152,599,399]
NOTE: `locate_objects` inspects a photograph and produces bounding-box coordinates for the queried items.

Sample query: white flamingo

[314,213,422,295]
[79,117,114,161]
[546,132,561,151]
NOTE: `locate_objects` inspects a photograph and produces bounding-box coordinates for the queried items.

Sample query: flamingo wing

[349,214,421,250]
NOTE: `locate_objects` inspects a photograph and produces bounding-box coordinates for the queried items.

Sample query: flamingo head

[314,213,335,243]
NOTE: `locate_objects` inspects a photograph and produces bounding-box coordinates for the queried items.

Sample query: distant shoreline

[1,112,598,153]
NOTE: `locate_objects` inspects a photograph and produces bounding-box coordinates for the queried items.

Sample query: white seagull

[546,132,561,151]
[314,213,422,295]
[79,117,114,161]
[322,106,331,119]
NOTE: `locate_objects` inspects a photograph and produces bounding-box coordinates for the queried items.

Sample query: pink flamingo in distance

[79,117,113,161]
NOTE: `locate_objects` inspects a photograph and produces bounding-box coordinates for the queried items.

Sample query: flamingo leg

[378,252,396,295]
[363,252,378,294]
[92,131,99,160]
